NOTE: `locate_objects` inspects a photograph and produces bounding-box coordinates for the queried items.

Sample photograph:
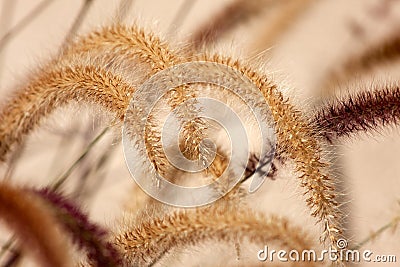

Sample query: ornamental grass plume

[1,1,400,266]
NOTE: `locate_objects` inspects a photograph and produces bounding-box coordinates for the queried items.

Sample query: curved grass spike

[0,63,134,162]
[193,54,342,251]
[63,24,209,178]
[113,206,317,266]
[33,187,123,267]
[63,24,194,180]
[63,24,181,73]
[0,23,222,220]
[0,182,72,267]
[0,24,213,197]
[63,24,221,180]
[313,84,400,142]
[0,25,342,251]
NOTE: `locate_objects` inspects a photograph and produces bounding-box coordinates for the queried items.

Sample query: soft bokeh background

[1,0,400,266]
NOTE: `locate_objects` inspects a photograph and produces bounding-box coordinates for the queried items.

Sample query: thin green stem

[50,126,110,191]
[0,126,111,264]
[351,216,400,250]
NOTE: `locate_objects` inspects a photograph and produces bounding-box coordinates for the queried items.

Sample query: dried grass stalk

[64,25,207,177]
[194,54,342,250]
[64,24,181,73]
[0,63,134,162]
[313,84,400,142]
[114,205,316,266]
[34,188,123,267]
[0,181,72,267]
[0,25,342,252]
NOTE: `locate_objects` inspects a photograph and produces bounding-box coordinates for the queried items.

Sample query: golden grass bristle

[64,25,210,177]
[113,205,316,266]
[64,25,231,185]
[63,25,182,73]
[0,24,226,206]
[0,25,342,251]
[0,63,134,162]
[193,54,342,251]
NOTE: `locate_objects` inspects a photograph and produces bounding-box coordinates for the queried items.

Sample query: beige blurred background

[1,0,400,266]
